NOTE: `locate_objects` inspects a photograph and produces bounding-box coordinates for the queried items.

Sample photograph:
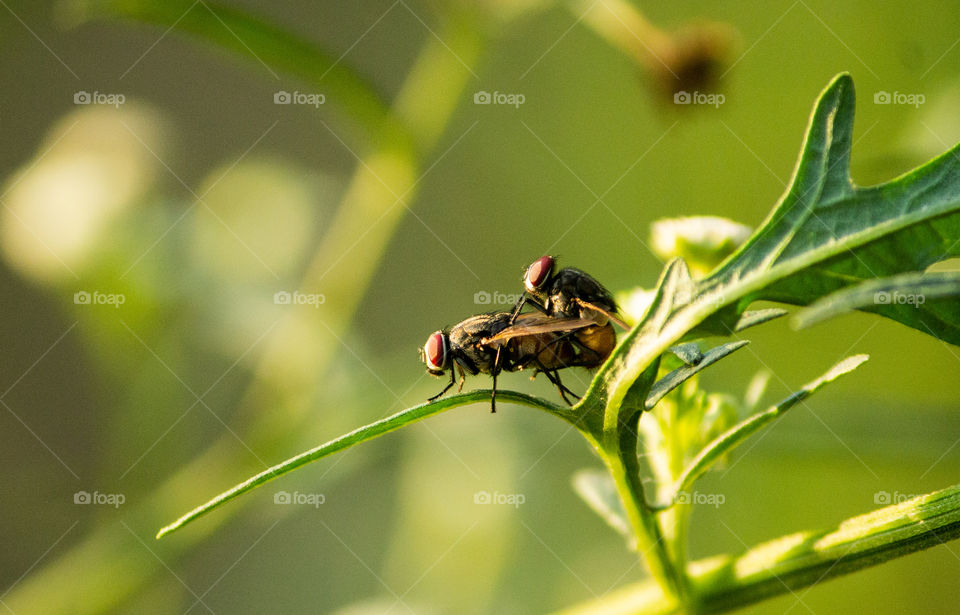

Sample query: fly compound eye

[524,255,555,293]
[424,332,448,372]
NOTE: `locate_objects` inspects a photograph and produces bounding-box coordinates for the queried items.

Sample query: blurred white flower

[650,216,751,276]
[616,286,657,325]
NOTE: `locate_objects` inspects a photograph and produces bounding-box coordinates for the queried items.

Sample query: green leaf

[586,259,697,434]
[554,482,960,615]
[645,340,750,410]
[697,73,960,344]
[593,73,960,427]
[157,390,562,538]
[732,308,788,332]
[666,343,703,366]
[794,271,960,338]
[665,354,869,505]
[69,0,396,143]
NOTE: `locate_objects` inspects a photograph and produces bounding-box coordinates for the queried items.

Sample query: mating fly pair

[420,256,627,412]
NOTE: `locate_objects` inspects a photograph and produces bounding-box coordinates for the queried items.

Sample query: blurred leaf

[743,370,771,411]
[69,0,397,143]
[794,271,960,337]
[157,390,563,538]
[665,354,869,505]
[556,481,960,615]
[572,469,630,541]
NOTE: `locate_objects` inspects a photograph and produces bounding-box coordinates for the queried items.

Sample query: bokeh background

[2,1,960,613]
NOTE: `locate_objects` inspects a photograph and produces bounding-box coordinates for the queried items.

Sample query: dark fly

[511,255,628,328]
[420,312,605,412]
[507,255,627,368]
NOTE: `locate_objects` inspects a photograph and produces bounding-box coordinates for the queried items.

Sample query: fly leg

[508,296,528,325]
[509,295,549,324]
[427,369,456,402]
[490,345,502,413]
[542,369,581,405]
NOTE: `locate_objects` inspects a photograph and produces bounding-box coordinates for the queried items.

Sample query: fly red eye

[424,332,447,371]
[525,255,554,292]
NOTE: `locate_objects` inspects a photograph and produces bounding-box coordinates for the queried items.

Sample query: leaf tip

[821,72,855,105]
[156,517,187,539]
[790,299,839,330]
[827,353,870,379]
[828,71,854,89]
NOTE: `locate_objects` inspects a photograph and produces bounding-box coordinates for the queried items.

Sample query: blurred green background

[1,1,959,613]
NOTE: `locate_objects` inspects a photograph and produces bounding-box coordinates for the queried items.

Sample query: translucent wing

[575,298,630,330]
[483,315,594,345]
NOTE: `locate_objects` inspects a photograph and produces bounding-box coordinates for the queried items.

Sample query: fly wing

[575,298,630,330]
[482,315,594,345]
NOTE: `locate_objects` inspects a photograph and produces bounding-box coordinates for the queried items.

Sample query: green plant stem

[553,482,960,615]
[600,439,686,604]
[661,502,692,577]
[572,0,674,71]
[69,0,395,143]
